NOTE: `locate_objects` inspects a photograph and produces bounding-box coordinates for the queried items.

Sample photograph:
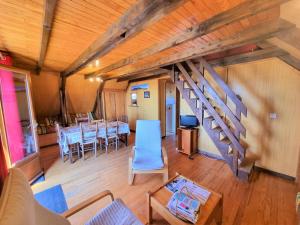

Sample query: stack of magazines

[167,191,200,223]
[165,176,211,223]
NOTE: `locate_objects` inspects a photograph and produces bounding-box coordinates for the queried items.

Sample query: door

[0,65,41,182]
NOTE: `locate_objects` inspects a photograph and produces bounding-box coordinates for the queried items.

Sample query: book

[167,191,201,224]
[165,175,211,204]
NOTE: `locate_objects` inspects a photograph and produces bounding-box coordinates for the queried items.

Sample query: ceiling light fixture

[89,77,94,82]
[95,60,100,67]
[96,77,103,82]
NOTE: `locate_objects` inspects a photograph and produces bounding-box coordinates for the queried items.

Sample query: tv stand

[176,127,198,159]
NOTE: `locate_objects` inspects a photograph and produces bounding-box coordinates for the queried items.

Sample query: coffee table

[147,173,223,225]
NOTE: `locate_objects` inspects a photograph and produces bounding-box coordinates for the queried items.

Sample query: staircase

[170,58,253,180]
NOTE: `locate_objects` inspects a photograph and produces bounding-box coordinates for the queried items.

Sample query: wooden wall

[181,58,300,177]
[65,75,99,114]
[126,78,160,131]
[30,71,60,118]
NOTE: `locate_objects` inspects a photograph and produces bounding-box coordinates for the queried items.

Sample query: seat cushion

[85,199,143,225]
[133,148,164,170]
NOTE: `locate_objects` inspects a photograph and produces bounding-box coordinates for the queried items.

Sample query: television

[180,115,199,128]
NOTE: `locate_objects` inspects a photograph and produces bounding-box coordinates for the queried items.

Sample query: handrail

[176,62,245,158]
[186,60,246,137]
[199,57,247,117]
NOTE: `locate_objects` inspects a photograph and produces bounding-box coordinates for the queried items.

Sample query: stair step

[212,126,222,133]
[238,158,255,180]
[220,137,232,146]
[204,116,214,121]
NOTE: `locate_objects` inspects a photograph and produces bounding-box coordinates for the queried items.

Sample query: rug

[31,175,45,185]
[34,184,68,214]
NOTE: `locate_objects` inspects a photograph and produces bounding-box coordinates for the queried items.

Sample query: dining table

[61,121,130,146]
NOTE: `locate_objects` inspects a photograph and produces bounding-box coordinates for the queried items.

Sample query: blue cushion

[133,120,164,170]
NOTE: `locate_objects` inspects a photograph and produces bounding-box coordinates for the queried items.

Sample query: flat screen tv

[180,115,199,128]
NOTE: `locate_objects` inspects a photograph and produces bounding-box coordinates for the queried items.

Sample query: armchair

[0,168,143,225]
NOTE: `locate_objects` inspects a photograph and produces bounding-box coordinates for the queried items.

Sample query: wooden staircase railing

[170,58,253,179]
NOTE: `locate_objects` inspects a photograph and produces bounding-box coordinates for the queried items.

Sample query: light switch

[269,112,277,120]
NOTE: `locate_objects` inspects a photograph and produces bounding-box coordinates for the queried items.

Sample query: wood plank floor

[32,135,298,225]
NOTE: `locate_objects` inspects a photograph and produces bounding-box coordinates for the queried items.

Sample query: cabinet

[177,127,198,158]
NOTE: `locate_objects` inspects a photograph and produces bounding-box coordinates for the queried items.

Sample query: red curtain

[0,53,24,164]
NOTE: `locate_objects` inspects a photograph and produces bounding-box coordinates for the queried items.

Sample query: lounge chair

[128,120,168,185]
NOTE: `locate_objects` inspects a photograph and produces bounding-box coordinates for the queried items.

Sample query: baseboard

[254,166,295,181]
[197,149,224,161]
[197,149,295,181]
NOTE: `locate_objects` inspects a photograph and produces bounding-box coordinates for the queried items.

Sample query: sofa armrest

[61,190,114,218]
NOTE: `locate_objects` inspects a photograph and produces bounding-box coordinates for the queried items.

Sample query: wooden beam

[108,19,294,78]
[87,0,289,77]
[117,68,169,82]
[38,0,57,71]
[62,0,186,77]
[128,73,169,83]
[277,27,300,51]
[258,41,300,70]
[207,47,287,67]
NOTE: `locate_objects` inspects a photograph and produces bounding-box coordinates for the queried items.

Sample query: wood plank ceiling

[0,0,297,78]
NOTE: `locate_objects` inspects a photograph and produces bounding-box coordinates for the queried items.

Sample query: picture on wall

[144,91,150,98]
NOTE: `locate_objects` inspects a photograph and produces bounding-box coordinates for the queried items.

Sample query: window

[131,93,137,106]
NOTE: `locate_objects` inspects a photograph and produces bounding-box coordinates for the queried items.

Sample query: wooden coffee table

[147,173,223,225]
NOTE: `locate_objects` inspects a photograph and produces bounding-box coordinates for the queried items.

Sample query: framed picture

[144,91,150,98]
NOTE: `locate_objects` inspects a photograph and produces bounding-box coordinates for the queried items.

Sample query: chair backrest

[55,122,62,143]
[80,123,98,141]
[135,120,161,151]
[119,115,128,123]
[0,168,70,225]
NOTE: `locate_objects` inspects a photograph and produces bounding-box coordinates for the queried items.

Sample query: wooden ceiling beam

[86,0,289,78]
[108,19,294,78]
[62,0,187,77]
[37,0,58,72]
[276,27,300,51]
[205,47,287,67]
[258,41,300,70]
[117,68,169,82]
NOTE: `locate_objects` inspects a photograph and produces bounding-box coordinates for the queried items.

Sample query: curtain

[0,54,24,164]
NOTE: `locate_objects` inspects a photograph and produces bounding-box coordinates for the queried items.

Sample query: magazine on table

[165,175,211,204]
[167,191,201,224]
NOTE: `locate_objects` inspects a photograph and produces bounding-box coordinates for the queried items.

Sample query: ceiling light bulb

[89,78,94,82]
[95,60,100,67]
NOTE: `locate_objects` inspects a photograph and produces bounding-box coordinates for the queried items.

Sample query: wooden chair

[79,123,98,159]
[0,168,143,225]
[55,123,79,163]
[99,121,119,153]
[128,120,168,185]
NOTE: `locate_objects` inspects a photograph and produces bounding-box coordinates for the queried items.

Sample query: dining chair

[99,121,119,153]
[79,122,98,159]
[55,123,80,163]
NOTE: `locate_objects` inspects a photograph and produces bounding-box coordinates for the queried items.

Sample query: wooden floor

[32,135,298,225]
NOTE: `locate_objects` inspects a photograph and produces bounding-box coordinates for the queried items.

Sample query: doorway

[165,82,176,136]
[158,78,179,137]
[0,65,41,182]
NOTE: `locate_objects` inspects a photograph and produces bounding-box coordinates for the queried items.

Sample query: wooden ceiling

[0,0,298,79]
